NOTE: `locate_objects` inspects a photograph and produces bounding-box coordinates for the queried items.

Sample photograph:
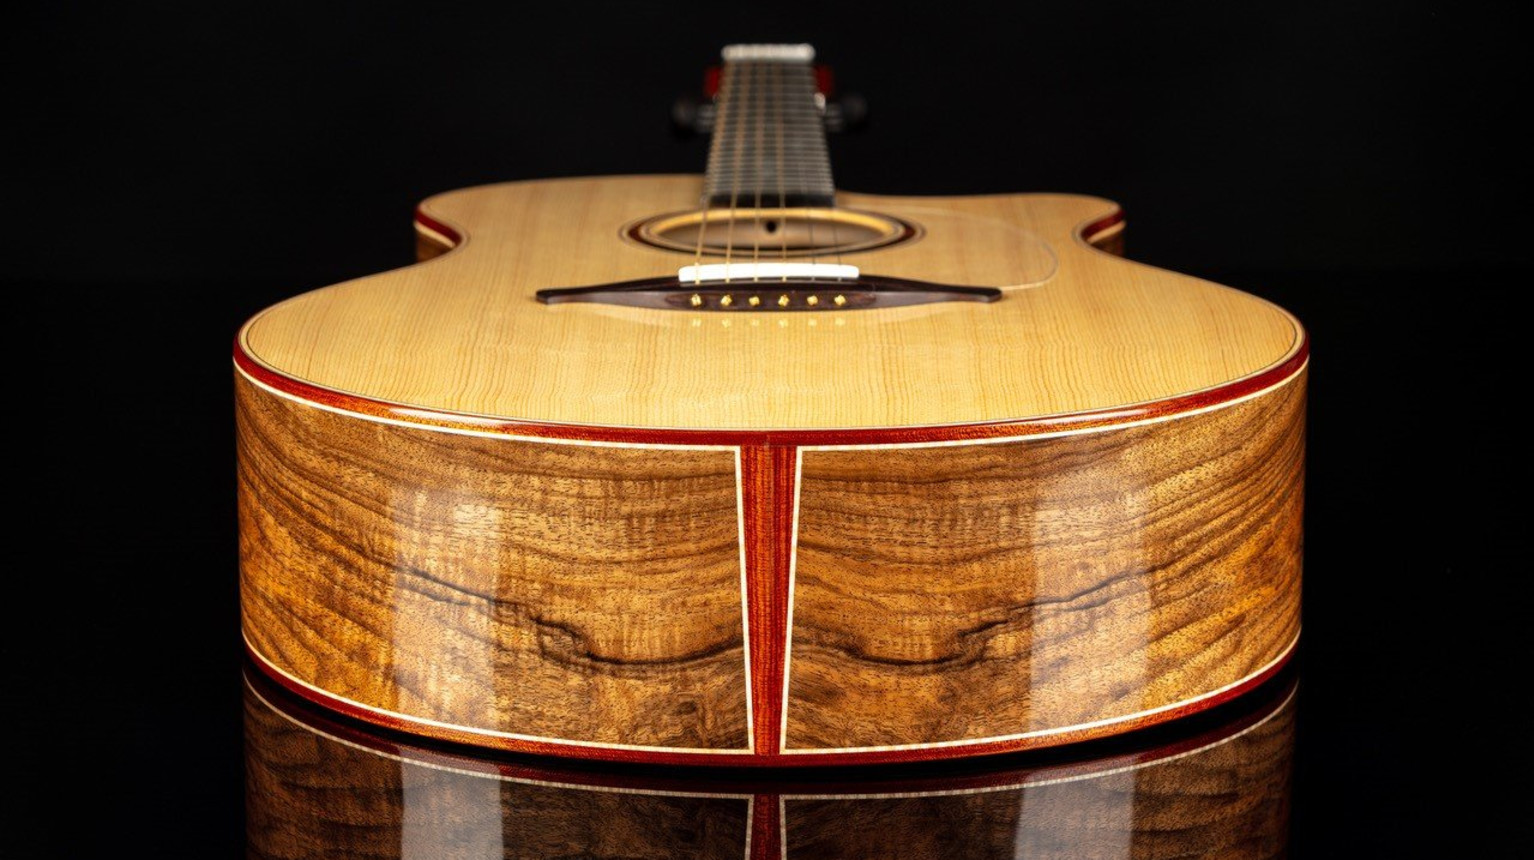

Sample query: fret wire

[693,60,730,279]
[704,56,834,206]
[722,58,754,278]
[787,62,817,266]
[774,57,789,271]
[751,51,766,275]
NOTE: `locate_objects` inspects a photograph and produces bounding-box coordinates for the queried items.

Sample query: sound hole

[629,208,918,257]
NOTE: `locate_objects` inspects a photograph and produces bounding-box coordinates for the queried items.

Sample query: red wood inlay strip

[234,335,1306,448]
[413,208,462,244]
[740,445,798,755]
[1078,209,1125,244]
[247,663,1295,791]
[749,794,783,860]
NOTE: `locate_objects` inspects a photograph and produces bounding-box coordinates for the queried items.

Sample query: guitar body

[237,174,1304,767]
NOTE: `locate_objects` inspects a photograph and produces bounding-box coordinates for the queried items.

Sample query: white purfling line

[779,632,1298,754]
[778,448,803,752]
[778,796,789,860]
[1080,220,1125,244]
[412,221,457,249]
[800,360,1306,452]
[245,677,753,799]
[782,684,1298,800]
[735,447,755,752]
[235,362,734,451]
[742,800,753,860]
[247,671,1295,801]
[237,353,1305,449]
[413,206,471,252]
[245,632,753,755]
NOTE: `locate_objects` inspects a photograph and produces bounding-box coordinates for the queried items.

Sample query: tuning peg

[671,96,717,137]
[823,93,868,133]
[672,94,865,136]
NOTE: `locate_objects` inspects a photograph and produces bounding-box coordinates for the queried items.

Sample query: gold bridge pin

[690,294,703,307]
[719,294,734,307]
[748,295,761,307]
[777,294,791,307]
[834,294,847,306]
[806,295,820,307]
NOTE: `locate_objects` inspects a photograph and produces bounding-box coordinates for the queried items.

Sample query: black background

[5,2,1526,854]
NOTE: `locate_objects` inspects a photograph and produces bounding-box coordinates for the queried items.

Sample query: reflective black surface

[244,666,1296,859]
[7,2,1522,855]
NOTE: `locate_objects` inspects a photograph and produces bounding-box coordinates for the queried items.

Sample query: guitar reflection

[245,666,1294,859]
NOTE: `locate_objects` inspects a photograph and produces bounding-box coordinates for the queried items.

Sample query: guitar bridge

[536,273,1001,311]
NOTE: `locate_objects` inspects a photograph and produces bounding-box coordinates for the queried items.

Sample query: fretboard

[703,44,835,208]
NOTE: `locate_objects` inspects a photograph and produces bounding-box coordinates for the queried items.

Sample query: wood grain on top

[240,176,1300,430]
[237,375,750,749]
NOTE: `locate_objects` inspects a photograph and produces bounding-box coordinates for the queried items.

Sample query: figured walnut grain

[786,375,1304,749]
[238,375,750,749]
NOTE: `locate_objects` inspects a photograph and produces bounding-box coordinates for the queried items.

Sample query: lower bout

[237,369,1306,764]
[244,633,1298,767]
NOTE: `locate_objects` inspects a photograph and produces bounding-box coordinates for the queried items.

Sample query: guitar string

[774,58,789,276]
[692,60,729,284]
[705,57,835,288]
[752,57,767,278]
[818,64,844,271]
[723,58,753,284]
[793,62,819,269]
[785,65,841,270]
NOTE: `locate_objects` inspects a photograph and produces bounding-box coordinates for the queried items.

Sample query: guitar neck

[703,44,835,208]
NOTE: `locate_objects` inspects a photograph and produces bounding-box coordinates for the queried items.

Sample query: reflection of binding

[244,665,1297,860]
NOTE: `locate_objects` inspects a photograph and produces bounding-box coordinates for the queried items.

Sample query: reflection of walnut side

[788,375,1304,749]
[785,697,1295,859]
[243,678,1292,860]
[243,691,751,860]
[237,374,749,749]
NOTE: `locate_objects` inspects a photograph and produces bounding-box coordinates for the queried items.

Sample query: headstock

[672,61,868,137]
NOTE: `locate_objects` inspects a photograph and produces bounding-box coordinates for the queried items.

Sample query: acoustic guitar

[236,43,1305,767]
